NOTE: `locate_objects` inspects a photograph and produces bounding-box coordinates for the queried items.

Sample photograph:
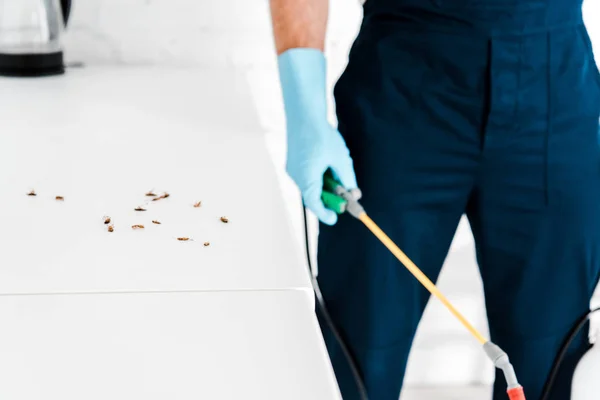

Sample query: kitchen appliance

[0,0,71,77]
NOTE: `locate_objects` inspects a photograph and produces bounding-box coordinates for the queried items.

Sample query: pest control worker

[270,0,600,399]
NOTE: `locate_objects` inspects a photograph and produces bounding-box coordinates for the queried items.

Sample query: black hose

[303,200,599,400]
[302,205,369,400]
[540,307,600,400]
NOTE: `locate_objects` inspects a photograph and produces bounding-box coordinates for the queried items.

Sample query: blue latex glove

[278,48,358,225]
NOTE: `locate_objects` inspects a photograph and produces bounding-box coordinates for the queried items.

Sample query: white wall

[63,0,600,132]
[63,0,600,388]
[62,0,362,133]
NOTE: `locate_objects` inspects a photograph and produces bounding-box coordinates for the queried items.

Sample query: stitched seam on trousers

[545,31,552,207]
[515,37,523,131]
[481,39,493,151]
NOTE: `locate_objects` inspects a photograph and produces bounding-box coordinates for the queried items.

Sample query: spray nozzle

[484,342,526,399]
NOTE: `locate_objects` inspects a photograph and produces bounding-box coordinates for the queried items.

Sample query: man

[270,0,600,399]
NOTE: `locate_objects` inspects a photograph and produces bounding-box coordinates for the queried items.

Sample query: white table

[0,290,341,400]
[0,67,311,295]
[0,68,339,399]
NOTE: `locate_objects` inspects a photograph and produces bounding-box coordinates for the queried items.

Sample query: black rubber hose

[302,204,369,400]
[304,200,600,400]
[540,307,600,400]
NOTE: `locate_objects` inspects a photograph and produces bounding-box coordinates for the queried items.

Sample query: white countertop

[0,290,341,400]
[0,67,311,295]
[0,68,339,400]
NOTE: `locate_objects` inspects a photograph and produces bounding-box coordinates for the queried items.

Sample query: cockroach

[177,237,192,241]
[132,224,145,230]
[152,220,161,225]
[152,192,170,202]
[27,190,37,196]
[145,190,157,197]
[108,224,114,233]
[193,201,202,208]
[220,216,229,223]
[104,216,111,224]
[203,242,210,247]
[55,196,64,201]
[134,206,147,212]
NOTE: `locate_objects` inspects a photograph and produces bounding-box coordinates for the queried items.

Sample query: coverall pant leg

[316,15,600,400]
[468,25,600,400]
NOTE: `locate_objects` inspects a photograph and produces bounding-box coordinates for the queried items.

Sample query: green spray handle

[321,170,348,214]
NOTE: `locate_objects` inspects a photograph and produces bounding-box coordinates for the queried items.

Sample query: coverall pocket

[334,29,432,143]
[578,25,600,92]
[552,26,600,121]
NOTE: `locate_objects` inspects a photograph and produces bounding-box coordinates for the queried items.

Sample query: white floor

[401,387,491,400]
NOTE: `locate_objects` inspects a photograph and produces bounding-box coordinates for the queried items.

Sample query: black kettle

[0,0,73,77]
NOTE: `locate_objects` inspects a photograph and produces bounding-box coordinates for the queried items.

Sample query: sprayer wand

[321,170,526,400]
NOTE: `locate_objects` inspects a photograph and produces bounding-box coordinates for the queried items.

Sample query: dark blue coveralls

[317,1,600,399]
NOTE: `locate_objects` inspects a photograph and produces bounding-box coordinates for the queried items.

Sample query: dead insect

[145,190,157,197]
[134,206,147,212]
[108,224,114,233]
[193,201,202,208]
[132,224,145,230]
[220,216,229,223]
[104,216,111,224]
[203,242,210,247]
[152,220,161,225]
[152,192,170,202]
[177,237,192,241]
[27,190,37,196]
[55,196,64,201]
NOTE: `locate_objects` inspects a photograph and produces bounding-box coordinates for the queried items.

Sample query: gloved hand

[278,48,358,225]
